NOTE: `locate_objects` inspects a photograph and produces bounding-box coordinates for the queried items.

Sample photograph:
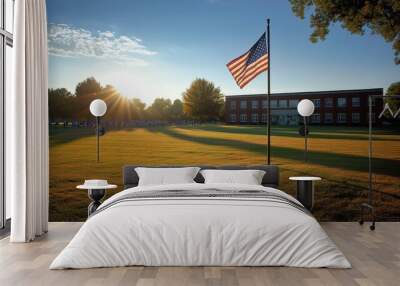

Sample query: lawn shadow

[150,126,400,177]
[178,124,399,141]
[50,126,138,147]
[50,127,95,147]
[49,124,400,147]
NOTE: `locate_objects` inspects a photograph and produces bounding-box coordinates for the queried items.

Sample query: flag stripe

[231,63,246,77]
[239,65,268,88]
[237,58,269,85]
[230,52,267,78]
[239,67,268,88]
[226,32,268,89]
[226,52,248,67]
[235,54,268,82]
[228,54,250,74]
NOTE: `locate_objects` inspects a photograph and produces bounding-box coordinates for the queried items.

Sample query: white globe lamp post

[90,99,107,162]
[297,99,315,161]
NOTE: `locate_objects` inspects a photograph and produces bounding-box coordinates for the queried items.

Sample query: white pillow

[200,169,266,185]
[135,167,201,186]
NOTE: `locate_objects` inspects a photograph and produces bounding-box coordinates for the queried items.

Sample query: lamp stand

[96,116,100,163]
[304,116,308,162]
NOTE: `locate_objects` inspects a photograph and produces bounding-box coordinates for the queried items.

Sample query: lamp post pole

[297,99,314,163]
[96,116,100,163]
[90,99,107,163]
[304,116,308,162]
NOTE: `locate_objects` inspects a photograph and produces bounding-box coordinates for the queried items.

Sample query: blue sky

[47,0,400,104]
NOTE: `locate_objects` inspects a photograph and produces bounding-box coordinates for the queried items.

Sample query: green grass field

[49,124,400,221]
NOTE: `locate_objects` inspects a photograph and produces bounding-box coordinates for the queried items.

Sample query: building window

[278,115,288,125]
[288,115,299,125]
[251,113,258,123]
[337,113,347,123]
[262,100,268,109]
[352,113,360,123]
[251,100,259,109]
[324,113,333,123]
[261,113,267,122]
[240,100,247,109]
[289,99,298,108]
[311,113,320,123]
[278,100,287,108]
[229,101,236,109]
[325,98,333,108]
[337,97,347,108]
[313,99,320,108]
[352,97,360,107]
[271,115,279,124]
[229,114,237,122]
[271,100,277,108]
[240,114,248,122]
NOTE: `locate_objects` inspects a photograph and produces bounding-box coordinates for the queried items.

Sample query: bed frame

[123,165,279,189]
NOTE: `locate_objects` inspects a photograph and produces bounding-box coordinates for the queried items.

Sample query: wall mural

[47,0,400,222]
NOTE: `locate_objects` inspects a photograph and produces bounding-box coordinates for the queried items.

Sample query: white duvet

[50,183,351,269]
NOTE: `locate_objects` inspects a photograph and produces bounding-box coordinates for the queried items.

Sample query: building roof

[225,88,383,99]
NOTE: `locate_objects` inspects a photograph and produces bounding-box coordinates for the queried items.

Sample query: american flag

[226,33,268,89]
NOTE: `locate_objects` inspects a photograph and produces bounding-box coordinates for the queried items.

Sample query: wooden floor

[0,222,399,286]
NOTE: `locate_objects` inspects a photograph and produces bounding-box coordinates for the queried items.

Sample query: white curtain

[8,0,49,242]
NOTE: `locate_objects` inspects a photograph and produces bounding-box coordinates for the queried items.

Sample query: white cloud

[99,31,114,38]
[48,23,156,65]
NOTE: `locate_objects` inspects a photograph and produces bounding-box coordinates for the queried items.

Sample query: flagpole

[266,18,271,165]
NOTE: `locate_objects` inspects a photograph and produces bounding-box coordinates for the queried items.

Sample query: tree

[131,98,146,120]
[100,86,147,122]
[182,78,224,121]
[48,88,75,121]
[49,78,150,123]
[74,77,103,120]
[386,81,400,109]
[289,0,400,64]
[146,98,172,120]
[169,99,184,120]
[387,81,400,96]
[101,85,129,122]
[75,77,102,97]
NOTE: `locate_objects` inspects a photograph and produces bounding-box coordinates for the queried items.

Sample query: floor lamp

[90,99,107,162]
[297,99,315,161]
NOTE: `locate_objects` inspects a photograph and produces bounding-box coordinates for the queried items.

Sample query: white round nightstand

[289,176,321,211]
[77,181,117,217]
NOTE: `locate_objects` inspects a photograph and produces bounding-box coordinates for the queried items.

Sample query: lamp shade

[297,99,315,117]
[90,99,107,117]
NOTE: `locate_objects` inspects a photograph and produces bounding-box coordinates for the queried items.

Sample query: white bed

[50,183,351,269]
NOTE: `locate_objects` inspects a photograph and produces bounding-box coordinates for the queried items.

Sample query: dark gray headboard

[123,165,279,189]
